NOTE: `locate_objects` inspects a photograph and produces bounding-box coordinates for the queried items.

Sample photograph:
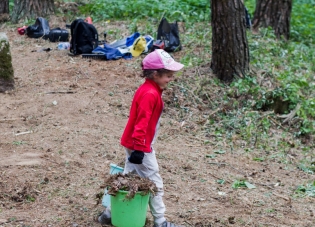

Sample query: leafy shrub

[79,0,210,22]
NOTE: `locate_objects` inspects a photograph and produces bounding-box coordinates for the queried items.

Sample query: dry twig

[0,118,25,122]
[44,90,76,94]
[267,116,286,130]
[15,131,32,136]
[272,192,291,202]
[278,103,301,124]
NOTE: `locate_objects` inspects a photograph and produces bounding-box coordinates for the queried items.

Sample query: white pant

[123,148,166,225]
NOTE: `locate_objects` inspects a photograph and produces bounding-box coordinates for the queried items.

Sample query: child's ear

[152,70,159,79]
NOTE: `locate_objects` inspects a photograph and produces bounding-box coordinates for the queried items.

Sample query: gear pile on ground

[103,173,157,200]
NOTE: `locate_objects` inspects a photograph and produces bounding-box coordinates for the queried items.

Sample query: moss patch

[0,32,14,92]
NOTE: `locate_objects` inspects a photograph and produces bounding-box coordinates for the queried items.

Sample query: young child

[98,49,184,227]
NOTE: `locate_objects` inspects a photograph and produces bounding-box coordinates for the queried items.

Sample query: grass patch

[298,162,315,174]
[295,181,315,197]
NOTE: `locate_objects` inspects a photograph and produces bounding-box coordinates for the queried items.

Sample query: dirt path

[0,23,314,227]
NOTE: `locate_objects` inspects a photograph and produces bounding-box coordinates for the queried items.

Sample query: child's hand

[128,150,144,164]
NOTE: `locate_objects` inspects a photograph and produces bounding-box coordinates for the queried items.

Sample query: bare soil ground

[1,20,315,227]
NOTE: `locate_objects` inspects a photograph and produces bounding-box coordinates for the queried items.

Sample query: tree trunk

[0,0,10,22]
[0,0,9,13]
[211,0,249,82]
[11,0,55,24]
[0,33,14,92]
[252,0,292,40]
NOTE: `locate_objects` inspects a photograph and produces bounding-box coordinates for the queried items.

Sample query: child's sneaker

[153,221,183,227]
[97,208,111,225]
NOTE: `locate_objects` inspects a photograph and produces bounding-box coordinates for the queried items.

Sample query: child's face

[153,71,175,89]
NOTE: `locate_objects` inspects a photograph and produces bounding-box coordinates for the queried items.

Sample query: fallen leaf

[214,150,226,154]
[245,181,256,189]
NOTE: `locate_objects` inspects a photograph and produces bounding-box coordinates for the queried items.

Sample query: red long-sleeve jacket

[121,79,163,152]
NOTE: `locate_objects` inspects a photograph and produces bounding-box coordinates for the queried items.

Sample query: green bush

[79,0,210,22]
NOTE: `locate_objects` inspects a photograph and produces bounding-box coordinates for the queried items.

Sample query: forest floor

[0,18,314,227]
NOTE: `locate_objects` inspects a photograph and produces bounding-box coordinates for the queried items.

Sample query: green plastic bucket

[111,190,150,227]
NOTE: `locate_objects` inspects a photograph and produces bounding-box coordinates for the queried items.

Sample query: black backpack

[156,17,181,52]
[26,17,50,39]
[70,19,98,55]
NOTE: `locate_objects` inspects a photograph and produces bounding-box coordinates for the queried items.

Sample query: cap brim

[164,61,184,71]
[130,48,143,57]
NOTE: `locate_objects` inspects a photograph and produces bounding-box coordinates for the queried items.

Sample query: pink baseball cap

[142,49,184,71]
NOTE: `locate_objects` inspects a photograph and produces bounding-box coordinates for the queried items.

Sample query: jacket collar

[145,78,163,94]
